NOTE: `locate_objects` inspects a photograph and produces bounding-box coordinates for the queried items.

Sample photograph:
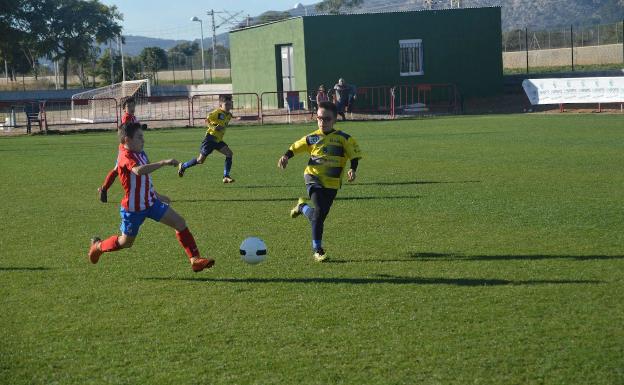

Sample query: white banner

[522,77,624,105]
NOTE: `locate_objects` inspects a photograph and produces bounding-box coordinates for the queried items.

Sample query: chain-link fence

[504,22,623,51]
[159,51,231,85]
[503,21,624,72]
[1,49,232,91]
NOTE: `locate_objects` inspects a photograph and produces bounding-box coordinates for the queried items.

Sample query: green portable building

[229,7,503,99]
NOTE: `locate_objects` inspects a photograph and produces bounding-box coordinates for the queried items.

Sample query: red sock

[176,227,200,259]
[100,235,121,252]
[102,168,118,190]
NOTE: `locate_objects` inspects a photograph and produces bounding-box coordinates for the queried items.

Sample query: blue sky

[100,0,311,41]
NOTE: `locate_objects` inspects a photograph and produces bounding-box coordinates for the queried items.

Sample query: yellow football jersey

[205,108,232,142]
[289,128,363,189]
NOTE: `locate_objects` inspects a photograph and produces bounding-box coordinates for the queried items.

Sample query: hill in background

[124,0,623,55]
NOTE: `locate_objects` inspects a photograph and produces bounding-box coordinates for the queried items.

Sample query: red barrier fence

[1,84,464,134]
[351,86,394,114]
[0,100,43,133]
[45,98,119,129]
[130,95,192,127]
[392,83,461,116]
[191,93,259,126]
[260,90,313,124]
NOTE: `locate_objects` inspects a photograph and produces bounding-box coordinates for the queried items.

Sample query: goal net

[71,79,151,123]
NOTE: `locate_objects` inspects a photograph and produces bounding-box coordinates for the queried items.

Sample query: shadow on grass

[0,267,51,271]
[327,252,453,264]
[174,195,421,203]
[407,252,624,261]
[352,180,481,186]
[144,274,601,286]
[228,180,481,189]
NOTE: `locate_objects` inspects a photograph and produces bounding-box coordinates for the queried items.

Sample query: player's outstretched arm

[132,159,179,175]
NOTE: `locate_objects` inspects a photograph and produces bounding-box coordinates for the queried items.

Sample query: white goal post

[71,79,151,123]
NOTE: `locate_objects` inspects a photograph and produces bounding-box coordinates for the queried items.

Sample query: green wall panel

[303,8,502,97]
[230,18,307,96]
[231,8,503,99]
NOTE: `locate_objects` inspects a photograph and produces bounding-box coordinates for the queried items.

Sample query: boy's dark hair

[219,94,232,103]
[122,97,135,109]
[118,122,143,143]
[318,101,338,118]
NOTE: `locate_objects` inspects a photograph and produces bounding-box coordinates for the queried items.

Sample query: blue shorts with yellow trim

[119,199,169,236]
[200,134,226,156]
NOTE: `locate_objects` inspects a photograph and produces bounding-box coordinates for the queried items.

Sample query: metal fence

[504,22,623,52]
[0,100,43,133]
[260,91,313,124]
[1,83,467,134]
[503,21,624,71]
[392,84,461,116]
[191,93,260,126]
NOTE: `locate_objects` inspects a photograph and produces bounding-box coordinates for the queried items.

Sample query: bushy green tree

[30,0,123,89]
[315,0,363,14]
[138,46,168,84]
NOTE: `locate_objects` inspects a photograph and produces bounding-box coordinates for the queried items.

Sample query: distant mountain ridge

[123,0,623,55]
[120,34,229,57]
[288,0,624,30]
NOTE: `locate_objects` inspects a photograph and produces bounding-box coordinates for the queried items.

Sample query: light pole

[191,16,207,84]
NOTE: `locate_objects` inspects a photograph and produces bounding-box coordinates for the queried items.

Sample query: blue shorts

[200,135,226,156]
[119,199,169,236]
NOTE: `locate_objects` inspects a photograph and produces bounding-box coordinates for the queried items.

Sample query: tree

[207,45,230,69]
[94,49,141,86]
[168,41,199,68]
[0,0,38,80]
[315,0,363,14]
[33,0,123,89]
[169,41,199,57]
[138,47,168,84]
[256,11,291,24]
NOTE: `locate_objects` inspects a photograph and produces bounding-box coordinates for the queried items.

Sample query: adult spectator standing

[333,78,356,121]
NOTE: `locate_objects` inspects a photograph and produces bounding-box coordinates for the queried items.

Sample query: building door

[276,45,295,109]
[280,45,295,92]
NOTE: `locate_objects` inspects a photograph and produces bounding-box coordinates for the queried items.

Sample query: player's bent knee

[118,235,135,248]
[175,219,187,232]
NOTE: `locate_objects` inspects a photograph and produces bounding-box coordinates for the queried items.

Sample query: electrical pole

[109,40,114,85]
[206,9,244,83]
[208,9,217,83]
[118,35,126,82]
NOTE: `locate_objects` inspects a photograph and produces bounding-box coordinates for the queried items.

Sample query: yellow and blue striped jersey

[289,128,363,189]
[205,108,232,142]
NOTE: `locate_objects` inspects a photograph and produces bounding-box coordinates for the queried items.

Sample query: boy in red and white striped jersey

[88,123,214,272]
[97,97,140,203]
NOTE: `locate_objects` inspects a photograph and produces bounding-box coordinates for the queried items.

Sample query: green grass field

[1,114,623,385]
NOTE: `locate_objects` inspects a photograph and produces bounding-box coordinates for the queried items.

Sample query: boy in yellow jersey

[178,94,235,183]
[277,101,363,262]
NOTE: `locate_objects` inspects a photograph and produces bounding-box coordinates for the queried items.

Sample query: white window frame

[399,39,424,76]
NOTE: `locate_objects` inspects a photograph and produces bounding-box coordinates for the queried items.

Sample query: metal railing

[0,84,468,134]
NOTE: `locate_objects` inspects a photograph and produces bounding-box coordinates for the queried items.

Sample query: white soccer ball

[239,237,267,265]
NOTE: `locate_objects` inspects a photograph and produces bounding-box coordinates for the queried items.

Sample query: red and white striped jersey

[121,112,139,125]
[116,144,156,212]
